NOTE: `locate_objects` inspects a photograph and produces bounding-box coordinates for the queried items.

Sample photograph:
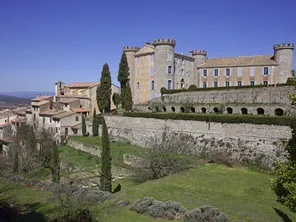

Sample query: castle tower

[152,39,176,96]
[54,81,65,102]
[190,50,207,87]
[273,43,294,83]
[123,46,140,98]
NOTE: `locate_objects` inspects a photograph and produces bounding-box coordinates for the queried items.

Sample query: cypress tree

[82,114,86,136]
[117,52,130,108]
[97,63,112,113]
[112,93,120,110]
[100,116,112,192]
[51,142,60,183]
[92,109,98,136]
[123,83,133,111]
[13,150,18,173]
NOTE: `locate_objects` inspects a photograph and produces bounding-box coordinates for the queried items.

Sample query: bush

[184,205,228,222]
[160,87,168,95]
[188,84,198,91]
[130,197,187,220]
[123,112,296,126]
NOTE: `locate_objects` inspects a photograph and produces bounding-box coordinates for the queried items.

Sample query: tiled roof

[32,100,49,107]
[31,95,53,102]
[39,110,65,116]
[11,117,26,123]
[0,123,11,128]
[58,98,79,104]
[71,108,89,113]
[200,55,278,68]
[66,82,100,88]
[52,111,75,119]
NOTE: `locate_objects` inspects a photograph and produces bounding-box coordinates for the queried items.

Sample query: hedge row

[160,82,295,95]
[123,112,296,126]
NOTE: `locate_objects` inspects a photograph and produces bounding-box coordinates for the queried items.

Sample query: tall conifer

[97,63,112,113]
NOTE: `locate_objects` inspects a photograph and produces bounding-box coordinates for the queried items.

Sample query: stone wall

[104,116,291,169]
[67,138,101,156]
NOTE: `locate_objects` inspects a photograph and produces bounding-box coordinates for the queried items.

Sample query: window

[76,116,79,121]
[136,57,140,64]
[250,67,255,77]
[33,114,36,120]
[237,68,242,77]
[168,80,172,90]
[225,82,230,87]
[214,82,218,87]
[136,69,140,76]
[182,69,184,76]
[150,67,154,76]
[151,54,154,62]
[264,67,269,75]
[167,53,173,61]
[4,120,6,123]
[238,81,242,86]
[151,81,155,90]
[214,69,219,76]
[203,70,207,76]
[65,104,68,107]
[263,81,268,85]
[250,81,255,86]
[43,117,45,123]
[226,68,230,76]
[203,82,207,88]
[168,66,172,74]
[180,78,184,89]
[50,118,52,123]
[56,127,58,133]
[136,82,140,89]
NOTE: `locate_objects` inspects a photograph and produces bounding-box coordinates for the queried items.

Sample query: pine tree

[51,142,60,183]
[123,83,133,111]
[100,116,112,192]
[13,150,18,173]
[112,93,120,110]
[97,63,112,113]
[117,52,130,108]
[82,114,86,136]
[92,109,98,136]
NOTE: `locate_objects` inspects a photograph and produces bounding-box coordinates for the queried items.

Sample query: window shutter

[149,81,152,90]
[224,69,227,76]
[230,68,232,76]
[230,81,232,86]
[212,69,215,77]
[261,67,264,76]
[166,80,168,89]
[250,67,255,77]
[237,68,242,77]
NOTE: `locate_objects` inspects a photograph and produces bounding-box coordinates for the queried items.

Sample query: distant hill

[0,94,31,106]
[0,91,54,99]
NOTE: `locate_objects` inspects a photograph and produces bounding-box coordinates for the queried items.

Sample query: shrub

[184,205,228,222]
[123,112,296,126]
[160,87,168,95]
[188,84,198,91]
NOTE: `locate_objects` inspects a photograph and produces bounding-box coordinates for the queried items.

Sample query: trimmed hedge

[123,112,296,126]
[161,82,295,95]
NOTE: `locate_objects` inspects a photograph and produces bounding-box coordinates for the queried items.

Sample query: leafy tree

[100,116,112,192]
[271,123,296,212]
[82,114,86,136]
[12,150,18,173]
[51,142,60,183]
[97,63,112,113]
[123,83,133,111]
[92,109,98,136]
[112,93,120,110]
[288,70,296,104]
[117,52,130,108]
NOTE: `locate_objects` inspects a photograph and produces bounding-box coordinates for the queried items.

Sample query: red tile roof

[200,55,278,68]
[0,123,11,128]
[31,95,53,102]
[39,110,65,116]
[66,82,100,88]
[71,108,89,113]
[11,117,26,123]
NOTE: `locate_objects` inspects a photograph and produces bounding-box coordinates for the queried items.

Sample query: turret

[152,39,176,96]
[190,50,207,88]
[123,46,140,98]
[273,43,294,83]
[54,81,65,102]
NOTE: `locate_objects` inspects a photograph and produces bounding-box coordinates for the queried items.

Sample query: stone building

[124,39,294,104]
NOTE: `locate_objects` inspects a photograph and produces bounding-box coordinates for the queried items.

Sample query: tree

[100,116,112,192]
[288,70,296,104]
[112,93,120,110]
[12,150,18,173]
[92,109,98,136]
[82,114,86,136]
[271,123,296,212]
[123,83,133,111]
[51,142,60,183]
[97,63,112,113]
[117,52,130,108]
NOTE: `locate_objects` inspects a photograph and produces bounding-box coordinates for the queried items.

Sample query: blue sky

[0,0,295,92]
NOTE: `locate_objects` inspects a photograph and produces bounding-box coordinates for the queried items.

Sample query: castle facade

[123,39,294,104]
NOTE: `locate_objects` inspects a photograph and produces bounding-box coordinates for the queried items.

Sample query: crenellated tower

[123,46,140,98]
[152,39,176,96]
[190,50,207,87]
[273,43,294,83]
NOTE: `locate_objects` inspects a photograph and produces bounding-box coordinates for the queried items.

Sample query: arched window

[155,106,160,112]
[180,78,185,89]
[275,108,284,116]
[180,107,185,113]
[213,107,219,113]
[241,108,248,115]
[226,107,233,114]
[257,108,264,115]
[190,107,195,113]
[163,106,167,112]
[171,107,175,112]
[201,107,207,113]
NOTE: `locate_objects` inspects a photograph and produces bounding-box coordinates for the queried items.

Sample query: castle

[123,39,294,104]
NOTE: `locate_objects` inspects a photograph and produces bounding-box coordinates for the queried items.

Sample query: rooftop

[58,98,80,104]
[52,111,75,119]
[200,55,278,68]
[32,100,49,107]
[39,110,65,117]
[66,82,100,88]
[0,123,11,128]
[11,117,26,123]
[71,107,89,113]
[31,95,53,102]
